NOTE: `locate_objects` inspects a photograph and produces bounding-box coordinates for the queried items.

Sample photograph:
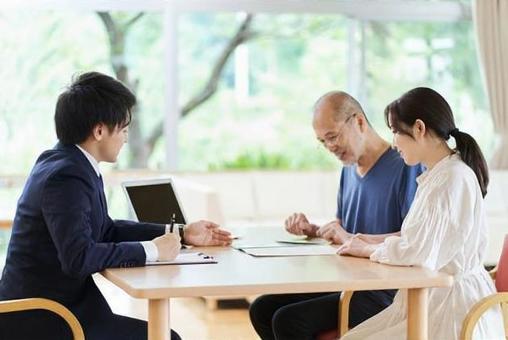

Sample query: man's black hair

[55,71,136,144]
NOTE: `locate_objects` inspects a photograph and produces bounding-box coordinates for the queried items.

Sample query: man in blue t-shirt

[249,91,422,340]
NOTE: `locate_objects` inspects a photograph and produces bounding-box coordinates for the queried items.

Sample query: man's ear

[357,114,367,132]
[413,119,426,139]
[92,123,105,141]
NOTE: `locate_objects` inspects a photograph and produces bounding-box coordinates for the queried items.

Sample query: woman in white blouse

[337,87,504,340]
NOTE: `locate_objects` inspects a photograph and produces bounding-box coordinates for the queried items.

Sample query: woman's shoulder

[431,156,480,197]
[442,155,477,181]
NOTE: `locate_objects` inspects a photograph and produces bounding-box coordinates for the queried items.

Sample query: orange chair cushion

[496,235,508,292]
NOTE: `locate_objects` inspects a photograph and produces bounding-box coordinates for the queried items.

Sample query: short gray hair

[313,91,365,122]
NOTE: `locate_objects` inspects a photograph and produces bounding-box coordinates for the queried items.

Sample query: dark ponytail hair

[384,87,489,197]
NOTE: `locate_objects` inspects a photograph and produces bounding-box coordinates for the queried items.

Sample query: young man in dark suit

[0,72,232,340]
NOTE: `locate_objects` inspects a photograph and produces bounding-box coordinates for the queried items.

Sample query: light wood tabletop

[102,227,453,340]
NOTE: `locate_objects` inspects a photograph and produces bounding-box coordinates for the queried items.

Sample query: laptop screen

[123,180,186,225]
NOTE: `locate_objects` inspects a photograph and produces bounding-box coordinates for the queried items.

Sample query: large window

[364,21,493,155]
[0,11,164,172]
[0,1,489,175]
[176,13,348,170]
[175,13,491,170]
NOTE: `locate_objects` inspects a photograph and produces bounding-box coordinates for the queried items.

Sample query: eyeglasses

[319,113,357,147]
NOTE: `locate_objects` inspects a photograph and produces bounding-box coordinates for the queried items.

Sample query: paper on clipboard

[146,252,217,265]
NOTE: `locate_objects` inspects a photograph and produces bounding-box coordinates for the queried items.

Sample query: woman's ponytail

[451,129,489,197]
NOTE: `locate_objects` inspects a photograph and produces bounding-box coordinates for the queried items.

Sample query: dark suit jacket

[0,143,165,332]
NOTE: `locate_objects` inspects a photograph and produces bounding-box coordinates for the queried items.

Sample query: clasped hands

[284,213,351,244]
[284,213,377,258]
[336,234,378,258]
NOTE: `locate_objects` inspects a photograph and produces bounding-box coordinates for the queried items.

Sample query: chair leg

[338,291,353,337]
[501,301,508,337]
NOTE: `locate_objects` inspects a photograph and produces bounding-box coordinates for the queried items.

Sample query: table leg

[148,298,169,340]
[407,288,428,340]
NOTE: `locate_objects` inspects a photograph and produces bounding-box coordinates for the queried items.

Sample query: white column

[346,19,366,103]
[359,21,366,105]
[235,12,250,103]
[163,3,179,170]
[235,44,250,103]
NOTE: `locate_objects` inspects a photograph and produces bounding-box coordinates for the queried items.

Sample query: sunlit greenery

[365,21,493,156]
[0,8,490,174]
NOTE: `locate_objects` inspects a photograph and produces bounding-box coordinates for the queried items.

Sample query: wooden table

[102,227,453,340]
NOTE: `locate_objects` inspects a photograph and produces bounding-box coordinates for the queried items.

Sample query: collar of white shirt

[75,144,101,178]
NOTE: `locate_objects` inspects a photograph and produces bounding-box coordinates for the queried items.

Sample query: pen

[169,213,176,233]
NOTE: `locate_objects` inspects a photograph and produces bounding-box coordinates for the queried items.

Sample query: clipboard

[146,252,217,265]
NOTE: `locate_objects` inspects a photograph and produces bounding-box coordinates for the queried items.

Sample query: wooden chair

[0,298,84,340]
[316,290,354,340]
[460,234,508,339]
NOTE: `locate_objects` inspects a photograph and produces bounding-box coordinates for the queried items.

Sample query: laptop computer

[122,178,187,225]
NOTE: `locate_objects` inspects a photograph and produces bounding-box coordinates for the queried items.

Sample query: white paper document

[232,242,286,250]
[241,245,338,257]
[233,236,327,249]
[275,236,329,245]
[146,252,217,265]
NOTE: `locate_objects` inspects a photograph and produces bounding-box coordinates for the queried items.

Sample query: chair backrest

[495,235,508,337]
[496,235,508,292]
[461,235,508,339]
[0,298,84,340]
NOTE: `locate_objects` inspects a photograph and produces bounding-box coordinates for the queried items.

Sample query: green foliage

[0,11,109,172]
[364,20,494,158]
[206,144,338,171]
[177,14,349,171]
[208,149,291,170]
[0,7,495,174]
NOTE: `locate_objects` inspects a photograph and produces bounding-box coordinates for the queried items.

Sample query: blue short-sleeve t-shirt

[337,148,423,235]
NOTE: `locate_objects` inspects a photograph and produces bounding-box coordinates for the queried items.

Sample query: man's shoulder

[380,148,405,166]
[32,146,93,186]
[37,148,82,172]
[380,149,423,176]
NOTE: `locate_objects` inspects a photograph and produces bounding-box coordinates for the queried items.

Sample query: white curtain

[473,0,508,168]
